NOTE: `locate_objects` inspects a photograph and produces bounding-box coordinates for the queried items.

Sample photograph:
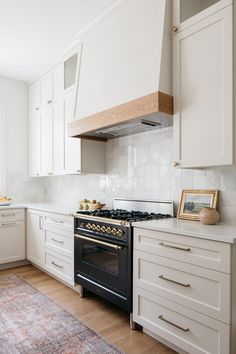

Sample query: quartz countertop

[0,203,75,216]
[132,218,236,244]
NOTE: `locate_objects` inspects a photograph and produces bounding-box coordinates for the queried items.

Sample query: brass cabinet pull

[75,234,122,250]
[51,218,64,224]
[172,26,178,33]
[51,238,64,244]
[159,275,190,288]
[159,242,191,252]
[159,315,189,332]
[51,261,63,269]
[47,100,53,104]
[0,222,17,227]
[0,214,16,217]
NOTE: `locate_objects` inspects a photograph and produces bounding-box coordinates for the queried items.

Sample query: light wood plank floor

[0,265,176,354]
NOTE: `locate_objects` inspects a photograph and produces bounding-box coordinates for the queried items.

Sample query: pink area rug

[0,274,123,354]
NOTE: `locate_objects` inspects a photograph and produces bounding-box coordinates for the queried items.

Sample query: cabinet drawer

[134,250,230,323]
[45,230,73,258]
[44,215,73,235]
[45,250,74,285]
[133,287,230,354]
[134,228,231,273]
[0,209,25,222]
[0,221,25,264]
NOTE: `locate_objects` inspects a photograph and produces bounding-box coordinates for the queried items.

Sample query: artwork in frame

[177,190,219,221]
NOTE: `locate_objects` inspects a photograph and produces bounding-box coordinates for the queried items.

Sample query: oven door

[75,233,127,295]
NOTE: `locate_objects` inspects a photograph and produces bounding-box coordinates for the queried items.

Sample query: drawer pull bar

[51,219,64,224]
[1,214,16,217]
[1,222,17,227]
[159,242,190,252]
[159,275,190,288]
[158,315,189,332]
[51,238,64,244]
[51,261,64,269]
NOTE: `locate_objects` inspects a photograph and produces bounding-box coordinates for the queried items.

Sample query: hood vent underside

[68,91,173,141]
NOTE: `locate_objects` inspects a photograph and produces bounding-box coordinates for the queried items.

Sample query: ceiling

[0,0,116,82]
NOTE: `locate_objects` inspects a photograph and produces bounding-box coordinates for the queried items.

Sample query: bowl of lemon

[0,197,12,206]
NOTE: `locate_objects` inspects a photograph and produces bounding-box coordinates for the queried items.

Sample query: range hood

[68,91,173,141]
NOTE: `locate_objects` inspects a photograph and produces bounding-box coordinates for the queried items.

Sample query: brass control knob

[172,26,178,33]
[101,226,106,232]
[91,224,96,230]
[106,227,112,234]
[117,229,123,237]
[86,223,92,230]
[112,228,118,235]
[95,225,101,232]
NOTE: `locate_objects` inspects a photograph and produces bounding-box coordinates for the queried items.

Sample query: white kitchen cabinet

[0,209,25,264]
[29,81,41,112]
[172,0,231,32]
[29,110,41,177]
[53,99,64,174]
[133,226,235,354]
[74,0,171,120]
[41,71,53,105]
[41,105,53,175]
[27,210,45,266]
[173,5,233,168]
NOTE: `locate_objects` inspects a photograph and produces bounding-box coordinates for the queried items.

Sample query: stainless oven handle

[75,234,122,250]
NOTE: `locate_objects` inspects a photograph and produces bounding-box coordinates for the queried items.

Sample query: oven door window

[83,244,119,275]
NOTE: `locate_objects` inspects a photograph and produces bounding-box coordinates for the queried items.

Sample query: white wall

[45,127,236,224]
[0,75,45,202]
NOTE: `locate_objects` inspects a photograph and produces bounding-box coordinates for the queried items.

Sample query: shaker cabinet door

[29,110,41,177]
[41,105,53,175]
[173,6,233,168]
[27,211,45,266]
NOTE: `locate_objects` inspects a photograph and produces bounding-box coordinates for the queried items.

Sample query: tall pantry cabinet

[173,0,234,168]
[28,47,106,177]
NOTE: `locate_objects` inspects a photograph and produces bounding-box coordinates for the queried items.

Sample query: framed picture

[177,190,219,221]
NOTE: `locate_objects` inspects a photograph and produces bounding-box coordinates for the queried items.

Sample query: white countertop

[0,203,75,216]
[133,218,236,244]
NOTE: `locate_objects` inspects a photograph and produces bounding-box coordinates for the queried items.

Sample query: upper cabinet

[28,46,106,177]
[74,0,172,121]
[173,1,234,168]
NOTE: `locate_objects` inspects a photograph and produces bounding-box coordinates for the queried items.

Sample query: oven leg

[79,285,85,298]
[130,313,136,330]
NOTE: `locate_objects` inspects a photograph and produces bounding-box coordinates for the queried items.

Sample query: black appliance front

[74,225,132,312]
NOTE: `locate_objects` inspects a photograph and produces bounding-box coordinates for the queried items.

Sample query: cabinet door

[41,71,53,105]
[173,6,232,168]
[53,100,65,174]
[29,81,41,112]
[41,105,53,175]
[27,212,45,266]
[29,110,41,176]
[0,221,25,264]
[64,91,81,173]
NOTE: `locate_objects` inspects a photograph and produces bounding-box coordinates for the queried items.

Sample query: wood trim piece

[68,91,173,139]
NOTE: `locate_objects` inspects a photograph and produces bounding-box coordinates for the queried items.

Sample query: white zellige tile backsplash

[44,127,236,224]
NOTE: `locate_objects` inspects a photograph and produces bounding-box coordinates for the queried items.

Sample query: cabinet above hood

[68,91,173,140]
[69,0,172,141]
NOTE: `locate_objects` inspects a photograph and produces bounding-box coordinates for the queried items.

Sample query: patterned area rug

[0,274,123,354]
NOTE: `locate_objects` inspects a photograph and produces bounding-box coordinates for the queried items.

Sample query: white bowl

[0,201,12,206]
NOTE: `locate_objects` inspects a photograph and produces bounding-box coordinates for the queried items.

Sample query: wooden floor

[0,265,176,354]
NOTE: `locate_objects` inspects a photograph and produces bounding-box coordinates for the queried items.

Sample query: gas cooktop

[77,208,172,223]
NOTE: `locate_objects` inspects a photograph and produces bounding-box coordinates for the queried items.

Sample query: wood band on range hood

[68,91,173,141]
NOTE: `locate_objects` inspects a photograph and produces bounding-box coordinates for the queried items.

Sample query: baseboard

[0,260,30,270]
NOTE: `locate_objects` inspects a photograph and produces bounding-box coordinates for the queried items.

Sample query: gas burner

[77,208,172,222]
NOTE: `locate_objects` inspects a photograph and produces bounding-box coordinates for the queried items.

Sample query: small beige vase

[199,208,220,225]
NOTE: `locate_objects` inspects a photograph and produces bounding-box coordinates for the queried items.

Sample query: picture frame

[177,190,219,221]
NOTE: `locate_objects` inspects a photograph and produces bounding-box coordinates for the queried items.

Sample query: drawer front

[134,228,231,273]
[45,230,73,258]
[0,221,25,264]
[134,250,230,323]
[44,215,73,235]
[0,209,24,222]
[133,287,230,354]
[45,250,74,285]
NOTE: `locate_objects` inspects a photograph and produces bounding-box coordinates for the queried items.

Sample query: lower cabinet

[27,209,74,286]
[133,227,233,354]
[0,209,25,264]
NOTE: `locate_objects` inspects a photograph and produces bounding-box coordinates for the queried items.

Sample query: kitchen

[0,0,236,353]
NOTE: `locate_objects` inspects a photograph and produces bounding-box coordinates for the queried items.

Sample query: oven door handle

[75,234,123,250]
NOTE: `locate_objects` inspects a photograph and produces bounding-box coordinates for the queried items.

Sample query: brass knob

[112,228,118,235]
[101,226,106,232]
[117,229,123,237]
[172,26,178,33]
[86,223,92,230]
[172,161,180,167]
[91,224,96,230]
[106,227,112,234]
[95,225,101,231]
